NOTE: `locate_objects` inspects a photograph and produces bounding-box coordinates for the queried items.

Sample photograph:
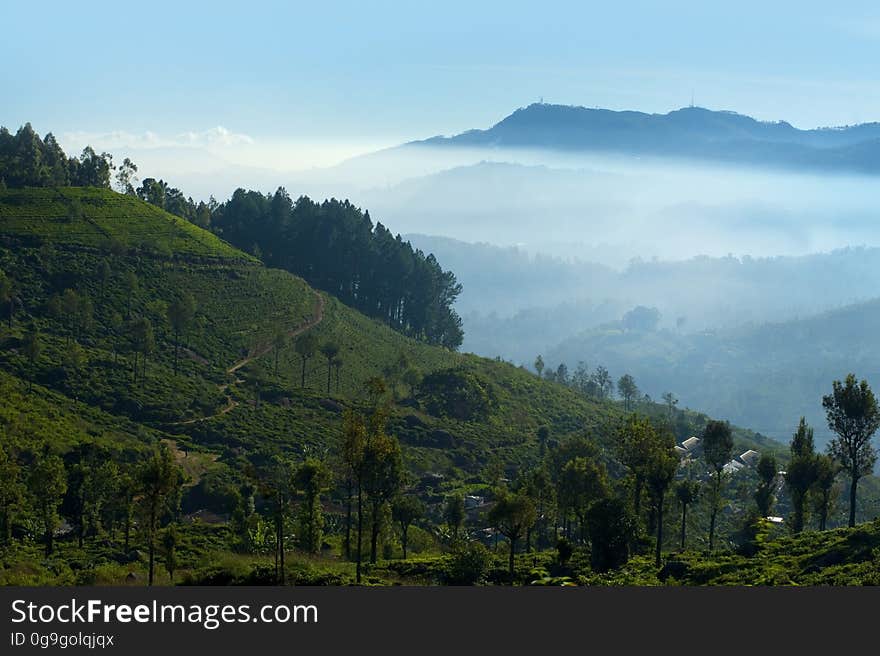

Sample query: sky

[4,0,880,177]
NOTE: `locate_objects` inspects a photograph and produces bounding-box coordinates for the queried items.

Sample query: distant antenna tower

[540,96,544,104]
[690,90,695,108]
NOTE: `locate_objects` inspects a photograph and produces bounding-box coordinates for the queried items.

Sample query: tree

[109,312,124,365]
[522,465,555,549]
[73,294,94,342]
[162,524,178,583]
[115,157,138,194]
[115,469,137,551]
[257,454,295,584]
[558,457,608,544]
[534,355,544,378]
[586,497,636,572]
[622,305,661,332]
[138,444,181,586]
[537,425,550,458]
[129,317,155,385]
[592,366,614,399]
[75,146,113,187]
[0,444,24,544]
[167,294,196,375]
[391,495,424,559]
[122,271,138,318]
[362,427,404,564]
[294,457,330,554]
[0,272,14,328]
[320,341,340,394]
[617,374,639,412]
[754,453,778,518]
[333,357,344,393]
[137,178,167,208]
[487,490,537,582]
[62,343,87,404]
[444,494,465,541]
[64,445,116,548]
[785,418,817,534]
[702,420,733,552]
[675,479,700,550]
[823,374,880,527]
[97,259,111,303]
[294,333,317,388]
[22,326,41,392]
[271,329,287,376]
[812,454,838,531]
[616,414,656,519]
[28,448,67,556]
[341,411,367,582]
[555,363,569,385]
[661,392,678,423]
[645,427,679,567]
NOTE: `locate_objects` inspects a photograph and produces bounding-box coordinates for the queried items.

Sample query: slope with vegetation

[3,125,880,586]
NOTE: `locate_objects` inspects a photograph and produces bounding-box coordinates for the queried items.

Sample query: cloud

[61,126,253,152]
[176,126,254,147]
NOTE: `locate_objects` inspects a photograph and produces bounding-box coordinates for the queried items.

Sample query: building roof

[739,450,760,466]
[682,436,701,450]
[723,460,745,474]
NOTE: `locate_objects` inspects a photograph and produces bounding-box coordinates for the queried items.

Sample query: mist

[330,145,880,267]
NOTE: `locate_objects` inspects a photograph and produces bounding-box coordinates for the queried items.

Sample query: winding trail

[169,291,325,426]
[227,291,325,374]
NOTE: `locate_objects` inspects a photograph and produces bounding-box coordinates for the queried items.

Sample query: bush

[418,368,496,421]
[443,541,491,585]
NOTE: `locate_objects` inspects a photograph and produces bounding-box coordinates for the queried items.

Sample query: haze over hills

[544,297,880,449]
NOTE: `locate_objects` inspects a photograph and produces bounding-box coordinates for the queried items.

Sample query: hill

[0,186,807,584]
[545,297,880,448]
[411,103,880,175]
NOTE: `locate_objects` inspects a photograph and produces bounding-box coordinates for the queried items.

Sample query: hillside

[581,518,880,586]
[412,103,880,175]
[545,297,880,449]
[0,187,781,463]
[3,186,869,587]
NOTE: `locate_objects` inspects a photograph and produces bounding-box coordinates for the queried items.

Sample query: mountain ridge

[405,103,880,174]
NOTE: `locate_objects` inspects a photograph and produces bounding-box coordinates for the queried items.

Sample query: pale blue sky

[4,0,880,169]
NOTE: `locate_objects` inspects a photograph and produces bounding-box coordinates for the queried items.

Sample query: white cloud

[176,126,254,147]
[62,126,253,151]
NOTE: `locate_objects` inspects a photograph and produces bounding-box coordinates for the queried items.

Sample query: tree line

[0,123,123,190]
[0,440,183,586]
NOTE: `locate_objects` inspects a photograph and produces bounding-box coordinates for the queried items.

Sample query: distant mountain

[410,103,880,174]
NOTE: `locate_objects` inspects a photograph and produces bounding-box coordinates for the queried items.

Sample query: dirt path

[173,396,239,425]
[168,291,325,427]
[227,291,325,374]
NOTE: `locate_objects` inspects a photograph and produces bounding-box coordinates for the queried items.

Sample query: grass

[0,187,250,261]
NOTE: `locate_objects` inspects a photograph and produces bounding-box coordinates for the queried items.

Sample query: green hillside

[0,187,690,459]
[0,186,843,586]
[0,187,250,261]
